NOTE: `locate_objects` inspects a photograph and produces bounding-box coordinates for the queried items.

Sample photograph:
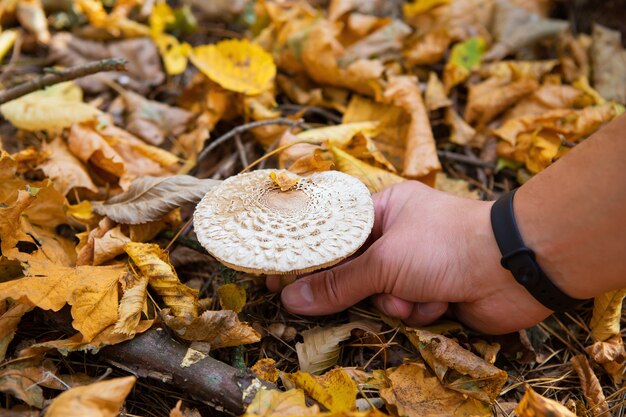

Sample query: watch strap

[490,189,586,312]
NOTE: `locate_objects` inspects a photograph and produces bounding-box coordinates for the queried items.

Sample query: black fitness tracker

[490,189,587,312]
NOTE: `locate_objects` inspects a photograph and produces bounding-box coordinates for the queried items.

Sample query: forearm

[515,114,626,299]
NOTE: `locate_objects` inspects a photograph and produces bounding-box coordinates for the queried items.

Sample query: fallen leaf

[379,362,491,417]
[477,60,558,83]
[251,358,280,383]
[445,108,477,146]
[38,137,98,196]
[296,122,380,148]
[0,362,58,408]
[93,175,221,224]
[505,84,583,120]
[245,388,320,416]
[0,82,100,131]
[296,321,380,374]
[45,376,136,417]
[124,242,198,318]
[591,24,626,104]
[283,368,356,412]
[16,0,50,44]
[590,289,626,343]
[403,0,450,17]
[0,29,18,62]
[406,329,507,403]
[49,33,164,94]
[425,72,452,112]
[122,90,193,146]
[465,77,538,126]
[471,340,501,364]
[515,386,577,417]
[585,334,625,384]
[75,0,149,38]
[383,76,441,179]
[162,309,260,348]
[113,275,149,336]
[329,147,405,193]
[190,39,276,95]
[92,226,131,266]
[218,283,247,313]
[570,355,610,417]
[403,29,452,66]
[443,37,487,90]
[340,20,411,64]
[0,302,32,361]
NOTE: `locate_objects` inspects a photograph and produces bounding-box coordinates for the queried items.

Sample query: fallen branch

[0,58,128,104]
[437,150,495,168]
[195,118,306,166]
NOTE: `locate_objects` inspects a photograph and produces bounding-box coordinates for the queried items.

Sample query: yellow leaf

[329,146,405,194]
[0,302,32,362]
[269,171,300,192]
[39,137,98,196]
[46,376,136,417]
[113,275,149,336]
[445,108,476,146]
[162,309,260,348]
[425,72,452,112]
[67,201,95,224]
[283,368,356,413]
[0,82,101,131]
[296,122,380,148]
[190,39,276,95]
[478,60,559,83]
[516,386,577,417]
[245,389,320,416]
[16,0,50,44]
[149,2,176,36]
[154,34,191,76]
[0,29,18,62]
[443,37,487,90]
[0,190,36,259]
[383,76,441,179]
[379,362,491,417]
[570,355,610,417]
[405,329,507,404]
[218,283,247,313]
[0,150,17,179]
[76,0,149,38]
[590,289,626,343]
[124,242,198,318]
[403,0,450,17]
[251,358,280,383]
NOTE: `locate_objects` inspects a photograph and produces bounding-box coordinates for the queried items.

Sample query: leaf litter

[0,1,624,416]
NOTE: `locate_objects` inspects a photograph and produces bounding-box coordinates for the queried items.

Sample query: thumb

[281,243,381,315]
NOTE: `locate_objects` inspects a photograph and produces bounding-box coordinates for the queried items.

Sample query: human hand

[267,181,553,334]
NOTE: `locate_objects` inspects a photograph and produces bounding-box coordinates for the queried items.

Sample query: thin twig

[437,150,495,168]
[194,118,305,165]
[0,57,128,104]
[234,133,249,167]
[279,104,343,124]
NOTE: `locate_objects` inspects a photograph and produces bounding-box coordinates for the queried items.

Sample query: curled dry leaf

[406,329,507,404]
[296,320,381,375]
[93,175,221,224]
[590,289,626,343]
[0,302,32,362]
[570,355,610,417]
[124,242,198,318]
[425,72,452,112]
[0,361,60,408]
[330,146,405,193]
[251,358,280,383]
[245,388,320,417]
[515,386,577,417]
[16,0,50,44]
[0,82,100,131]
[113,275,149,336]
[282,368,356,413]
[45,376,136,417]
[591,24,626,104]
[38,137,98,196]
[162,309,260,348]
[379,362,491,417]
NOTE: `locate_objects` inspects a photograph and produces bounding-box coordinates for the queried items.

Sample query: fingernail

[282,282,314,308]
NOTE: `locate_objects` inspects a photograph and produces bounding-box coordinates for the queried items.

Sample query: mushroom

[193,169,374,274]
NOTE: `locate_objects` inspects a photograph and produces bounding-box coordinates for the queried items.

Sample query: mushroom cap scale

[193,169,375,275]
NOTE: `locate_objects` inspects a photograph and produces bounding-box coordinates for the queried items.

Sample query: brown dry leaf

[252,358,280,383]
[16,0,50,44]
[0,82,101,131]
[0,150,18,179]
[45,376,136,417]
[435,173,480,199]
[93,226,131,266]
[67,123,126,183]
[76,217,116,266]
[113,275,149,336]
[0,302,32,361]
[340,20,411,64]
[465,77,539,127]
[425,72,452,112]
[570,355,610,417]
[445,108,477,146]
[515,386,577,417]
[288,148,336,176]
[505,84,583,120]
[38,137,98,196]
[379,362,491,417]
[218,283,246,313]
[406,329,507,403]
[296,122,380,148]
[477,60,558,83]
[49,33,164,94]
[383,76,441,179]
[283,368,356,413]
[591,24,626,104]
[124,242,198,318]
[485,0,568,61]
[585,334,625,384]
[122,90,193,146]
[36,320,153,355]
[0,361,60,408]
[296,321,380,375]
[472,340,501,364]
[245,388,320,416]
[329,147,405,193]
[93,175,221,224]
[590,289,626,343]
[162,309,260,348]
[128,210,181,242]
[190,39,276,95]
[403,29,452,66]
[0,189,37,260]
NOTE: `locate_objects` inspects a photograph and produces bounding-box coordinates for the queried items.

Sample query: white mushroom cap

[193,169,374,274]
